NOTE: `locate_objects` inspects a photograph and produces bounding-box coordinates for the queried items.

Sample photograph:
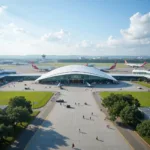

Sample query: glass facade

[113,75,147,81]
[39,74,115,84]
[133,71,150,75]
[1,73,149,86]
[0,75,40,86]
[0,71,16,75]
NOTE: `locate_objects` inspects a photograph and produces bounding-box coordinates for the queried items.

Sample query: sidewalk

[93,92,150,150]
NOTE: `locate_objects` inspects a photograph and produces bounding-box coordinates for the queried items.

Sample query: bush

[120,106,142,127]
[137,120,150,137]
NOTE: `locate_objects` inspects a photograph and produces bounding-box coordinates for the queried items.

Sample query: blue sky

[0,0,150,55]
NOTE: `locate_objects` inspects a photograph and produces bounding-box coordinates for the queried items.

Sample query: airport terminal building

[0,65,150,86]
[35,65,117,84]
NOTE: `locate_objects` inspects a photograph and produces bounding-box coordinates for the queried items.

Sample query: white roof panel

[36,65,117,81]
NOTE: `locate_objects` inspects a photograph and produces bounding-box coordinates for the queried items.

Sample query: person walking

[72,143,75,148]
[90,117,91,120]
[91,112,93,115]
[79,129,80,132]
[96,136,98,140]
[83,115,84,119]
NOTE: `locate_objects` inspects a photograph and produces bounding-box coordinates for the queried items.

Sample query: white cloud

[41,29,70,42]
[121,12,150,41]
[0,23,28,37]
[0,7,150,56]
[0,5,7,14]
[95,12,150,51]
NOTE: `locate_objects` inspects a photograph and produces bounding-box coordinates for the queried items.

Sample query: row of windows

[133,71,150,75]
[0,72,16,75]
[40,74,108,82]
[39,79,115,84]
[113,76,147,81]
[0,75,149,85]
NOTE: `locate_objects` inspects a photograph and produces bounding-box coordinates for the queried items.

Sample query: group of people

[71,136,100,148]
[70,102,109,149]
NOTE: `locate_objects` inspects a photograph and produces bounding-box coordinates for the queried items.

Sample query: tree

[6,107,30,126]
[136,120,150,137]
[9,96,32,114]
[15,107,30,125]
[109,100,128,119]
[103,94,140,109]
[0,109,11,126]
[102,93,123,108]
[0,124,13,141]
[122,94,140,107]
[120,106,143,127]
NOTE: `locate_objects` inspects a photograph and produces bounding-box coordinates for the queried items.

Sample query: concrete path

[25,90,132,150]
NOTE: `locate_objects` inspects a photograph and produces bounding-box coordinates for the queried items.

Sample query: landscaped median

[0,91,54,109]
[100,91,150,146]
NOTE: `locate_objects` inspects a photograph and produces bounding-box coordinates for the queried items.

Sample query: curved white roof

[36,65,117,81]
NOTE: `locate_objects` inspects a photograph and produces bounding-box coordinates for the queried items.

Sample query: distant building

[0,69,16,76]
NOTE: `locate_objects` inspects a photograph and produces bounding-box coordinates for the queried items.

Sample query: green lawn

[100,91,150,107]
[135,81,150,88]
[0,111,40,150]
[0,91,53,109]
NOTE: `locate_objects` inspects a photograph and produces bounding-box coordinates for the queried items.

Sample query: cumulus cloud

[0,5,7,14]
[41,29,70,41]
[96,12,150,50]
[1,8,150,55]
[121,12,150,41]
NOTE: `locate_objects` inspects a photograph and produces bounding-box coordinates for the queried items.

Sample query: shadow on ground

[8,118,69,150]
[116,121,134,131]
[33,127,69,150]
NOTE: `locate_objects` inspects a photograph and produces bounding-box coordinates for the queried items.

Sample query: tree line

[102,93,150,138]
[0,96,32,142]
[57,59,150,63]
